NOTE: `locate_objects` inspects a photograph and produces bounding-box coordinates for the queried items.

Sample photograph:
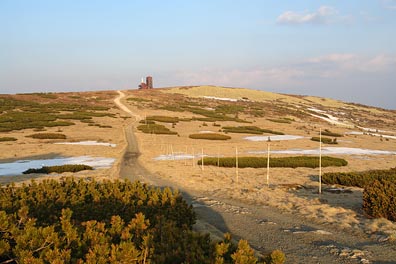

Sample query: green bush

[0,137,17,142]
[322,168,396,188]
[363,179,396,221]
[146,115,179,123]
[189,133,231,140]
[311,137,338,144]
[199,156,347,168]
[23,164,93,174]
[222,126,284,135]
[0,179,266,263]
[139,119,156,124]
[0,95,111,132]
[137,124,177,135]
[27,133,67,139]
[268,249,286,264]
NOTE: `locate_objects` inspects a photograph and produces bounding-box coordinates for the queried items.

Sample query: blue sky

[1,0,396,109]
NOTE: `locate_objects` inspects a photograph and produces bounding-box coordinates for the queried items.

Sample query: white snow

[248,147,396,156]
[0,156,115,176]
[244,135,305,142]
[154,154,207,161]
[55,141,116,147]
[308,107,352,127]
[345,131,396,140]
[202,96,238,102]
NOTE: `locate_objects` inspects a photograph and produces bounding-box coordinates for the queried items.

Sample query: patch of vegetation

[363,179,396,222]
[322,168,396,188]
[27,133,67,139]
[215,104,244,115]
[139,119,156,124]
[199,156,347,168]
[127,97,151,102]
[57,111,115,120]
[0,112,74,132]
[146,115,179,123]
[321,129,343,137]
[0,179,282,263]
[137,124,178,135]
[0,96,112,132]
[267,118,292,124]
[222,126,284,135]
[0,137,17,142]
[311,137,338,144]
[23,164,93,174]
[189,133,231,140]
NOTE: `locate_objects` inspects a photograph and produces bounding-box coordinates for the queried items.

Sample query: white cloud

[167,54,396,89]
[277,6,340,25]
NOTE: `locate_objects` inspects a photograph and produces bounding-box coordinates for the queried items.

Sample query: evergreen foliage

[189,133,232,140]
[322,168,396,188]
[222,126,284,135]
[0,137,17,142]
[199,156,347,168]
[363,179,396,221]
[23,164,93,174]
[0,179,282,263]
[146,115,179,123]
[27,133,67,139]
[323,168,396,222]
[137,124,178,135]
[311,136,338,144]
[0,96,111,132]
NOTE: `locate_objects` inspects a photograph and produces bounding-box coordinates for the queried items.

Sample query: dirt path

[114,90,396,264]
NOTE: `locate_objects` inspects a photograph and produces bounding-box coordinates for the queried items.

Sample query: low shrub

[23,164,93,174]
[146,115,179,123]
[222,126,284,135]
[189,133,231,140]
[0,137,17,142]
[363,179,396,221]
[137,124,178,135]
[267,249,286,264]
[27,133,67,139]
[139,119,156,124]
[0,179,269,263]
[322,168,396,188]
[311,137,338,144]
[321,129,343,137]
[267,118,292,124]
[199,156,347,168]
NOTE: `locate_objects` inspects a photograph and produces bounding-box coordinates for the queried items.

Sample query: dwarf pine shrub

[189,133,231,140]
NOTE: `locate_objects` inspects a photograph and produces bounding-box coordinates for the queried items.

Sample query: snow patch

[154,154,208,161]
[0,156,115,176]
[248,147,396,156]
[345,131,396,140]
[202,96,238,102]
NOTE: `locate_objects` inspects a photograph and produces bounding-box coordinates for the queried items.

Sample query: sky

[1,0,396,109]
